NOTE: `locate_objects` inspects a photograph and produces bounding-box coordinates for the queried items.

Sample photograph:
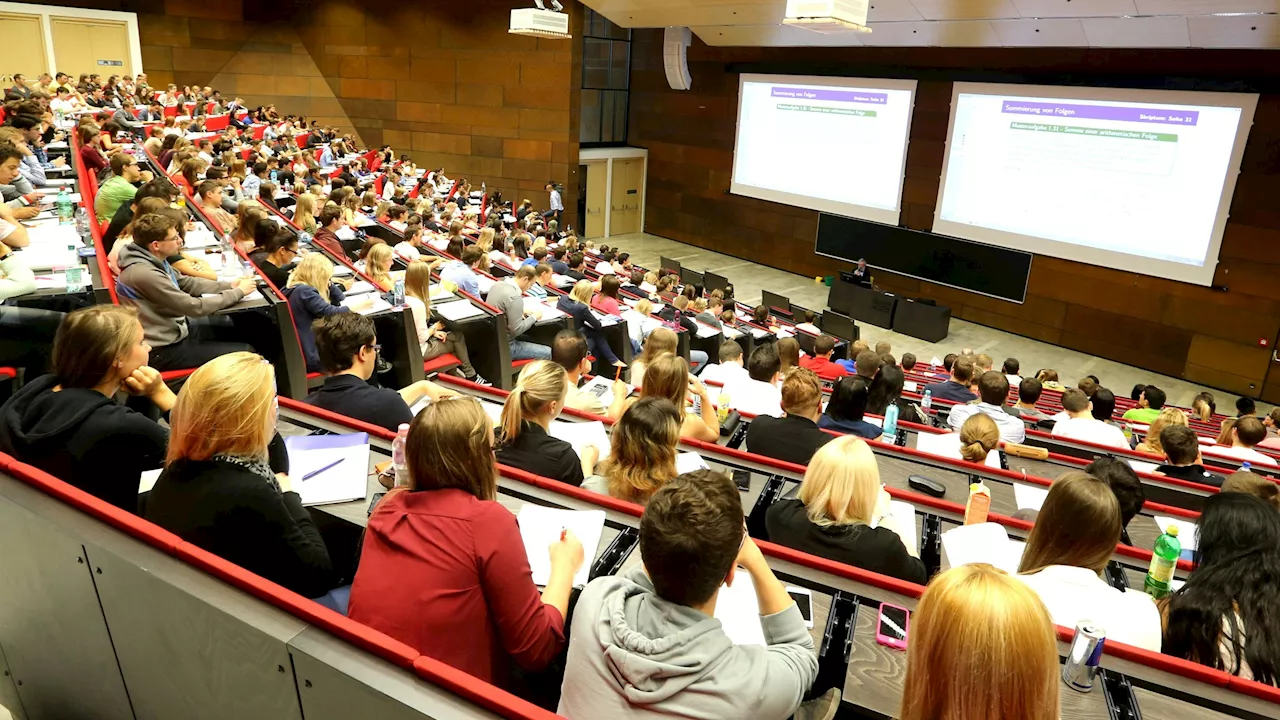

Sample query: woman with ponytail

[959,413,1000,464]
[494,360,599,486]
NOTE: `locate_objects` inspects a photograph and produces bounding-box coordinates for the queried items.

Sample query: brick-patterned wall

[629,32,1280,401]
[291,0,582,211]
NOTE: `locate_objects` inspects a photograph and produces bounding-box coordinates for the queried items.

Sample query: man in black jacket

[745,368,833,466]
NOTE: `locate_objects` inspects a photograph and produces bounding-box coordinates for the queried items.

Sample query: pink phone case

[876,602,909,650]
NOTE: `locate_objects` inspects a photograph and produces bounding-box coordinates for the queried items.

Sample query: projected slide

[934,83,1257,286]
[731,74,917,225]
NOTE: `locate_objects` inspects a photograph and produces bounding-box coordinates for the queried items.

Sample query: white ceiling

[579,0,1280,48]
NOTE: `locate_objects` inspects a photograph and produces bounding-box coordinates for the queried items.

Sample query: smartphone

[732,469,751,492]
[876,603,909,650]
[786,587,814,629]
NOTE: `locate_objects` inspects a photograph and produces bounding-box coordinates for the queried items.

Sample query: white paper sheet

[32,272,91,290]
[873,500,918,556]
[1128,460,1160,475]
[341,295,391,315]
[1152,516,1199,552]
[527,297,566,321]
[714,571,766,646]
[516,505,605,587]
[434,299,485,321]
[345,280,376,295]
[331,263,353,276]
[16,247,78,271]
[914,431,1002,469]
[941,522,1025,574]
[675,452,710,475]
[548,420,611,461]
[694,322,722,339]
[285,433,371,506]
[138,468,162,494]
[1013,482,1050,512]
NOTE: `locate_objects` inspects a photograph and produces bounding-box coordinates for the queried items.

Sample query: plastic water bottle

[1144,525,1181,599]
[480,181,486,195]
[270,169,278,184]
[392,423,410,487]
[297,230,313,246]
[392,278,405,308]
[65,262,83,293]
[74,206,89,242]
[55,188,73,224]
[920,389,933,412]
[1242,461,1252,473]
[881,403,899,442]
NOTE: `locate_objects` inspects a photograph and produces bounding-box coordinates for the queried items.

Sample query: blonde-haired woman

[347,397,582,688]
[285,253,366,372]
[584,397,681,504]
[557,279,625,370]
[291,192,318,235]
[1017,471,1162,651]
[610,353,719,442]
[494,360,597,486]
[766,435,926,583]
[900,564,1060,720]
[630,326,678,387]
[960,413,1000,464]
[1136,407,1188,456]
[145,352,336,599]
[402,260,483,383]
[364,243,396,292]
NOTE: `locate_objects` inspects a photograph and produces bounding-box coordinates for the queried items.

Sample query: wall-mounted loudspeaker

[663,26,692,91]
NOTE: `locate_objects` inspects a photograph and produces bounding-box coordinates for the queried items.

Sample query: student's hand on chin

[123,366,164,397]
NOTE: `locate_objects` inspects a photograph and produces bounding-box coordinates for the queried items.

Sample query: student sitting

[248,228,298,289]
[609,354,719,442]
[488,266,551,361]
[116,214,258,371]
[629,327,676,387]
[402,260,483,382]
[900,565,1059,720]
[866,365,925,426]
[1011,377,1049,421]
[440,246,484,297]
[0,306,172,512]
[347,398,581,690]
[495,360,598,486]
[583,397,681,504]
[1050,388,1129,449]
[746,368,833,466]
[558,279,625,370]
[1015,471,1162,651]
[723,343,784,418]
[1211,415,1279,467]
[798,334,849,381]
[312,206,353,260]
[560,471,818,719]
[1155,425,1225,487]
[553,329,605,416]
[1134,407,1186,456]
[697,340,749,388]
[284,253,367,373]
[1162,492,1280,683]
[592,274,623,316]
[1221,470,1280,510]
[145,352,338,599]
[1085,457,1146,544]
[304,313,454,431]
[946,371,1025,443]
[922,356,977,404]
[766,436,926,583]
[363,243,395,292]
[819,375,880,439]
[1122,385,1165,424]
[196,180,238,235]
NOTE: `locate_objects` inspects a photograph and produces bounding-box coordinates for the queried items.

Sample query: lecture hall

[1,1,1280,719]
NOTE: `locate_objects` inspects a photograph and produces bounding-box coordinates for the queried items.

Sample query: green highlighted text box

[777,103,876,117]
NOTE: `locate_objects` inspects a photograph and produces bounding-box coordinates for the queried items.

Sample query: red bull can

[1062,621,1106,692]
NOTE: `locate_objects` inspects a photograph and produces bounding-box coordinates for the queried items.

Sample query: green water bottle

[1144,525,1181,599]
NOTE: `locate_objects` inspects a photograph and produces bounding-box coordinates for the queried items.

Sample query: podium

[893,298,951,343]
[828,280,896,329]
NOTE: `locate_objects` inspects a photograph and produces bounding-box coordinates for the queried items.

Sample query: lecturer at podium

[851,258,873,288]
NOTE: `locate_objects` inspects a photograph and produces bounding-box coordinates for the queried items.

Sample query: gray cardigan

[487,279,536,338]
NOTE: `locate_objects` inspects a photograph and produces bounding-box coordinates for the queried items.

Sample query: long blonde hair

[799,436,879,526]
[287,252,334,292]
[638,327,678,367]
[569,279,593,305]
[1018,471,1120,575]
[498,360,567,445]
[477,227,495,252]
[959,413,1000,463]
[166,352,276,465]
[640,354,689,411]
[900,564,1060,720]
[365,243,394,288]
[293,193,317,231]
[599,397,681,504]
[403,259,432,308]
[1145,407,1189,455]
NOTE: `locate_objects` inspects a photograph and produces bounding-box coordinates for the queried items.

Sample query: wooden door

[610,158,643,235]
[0,14,48,81]
[51,18,131,78]
[584,161,607,239]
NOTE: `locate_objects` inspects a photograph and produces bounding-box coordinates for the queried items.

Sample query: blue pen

[302,458,344,481]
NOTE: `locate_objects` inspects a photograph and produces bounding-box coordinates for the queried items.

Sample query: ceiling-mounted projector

[783,0,872,33]
[510,7,571,38]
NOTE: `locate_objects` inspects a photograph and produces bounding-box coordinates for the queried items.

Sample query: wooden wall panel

[628,31,1280,400]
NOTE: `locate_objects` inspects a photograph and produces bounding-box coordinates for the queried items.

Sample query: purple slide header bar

[1001,101,1199,126]
[771,86,888,104]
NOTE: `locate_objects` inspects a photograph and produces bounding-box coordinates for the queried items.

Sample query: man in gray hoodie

[558,471,818,720]
[117,214,257,371]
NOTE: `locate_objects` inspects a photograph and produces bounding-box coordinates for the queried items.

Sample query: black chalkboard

[815,214,1032,304]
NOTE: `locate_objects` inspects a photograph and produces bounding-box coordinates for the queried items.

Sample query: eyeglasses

[365,343,382,352]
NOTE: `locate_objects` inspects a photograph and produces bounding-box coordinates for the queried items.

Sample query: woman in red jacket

[347,397,584,689]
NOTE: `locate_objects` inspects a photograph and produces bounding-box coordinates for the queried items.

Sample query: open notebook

[516,505,605,587]
[285,433,370,506]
